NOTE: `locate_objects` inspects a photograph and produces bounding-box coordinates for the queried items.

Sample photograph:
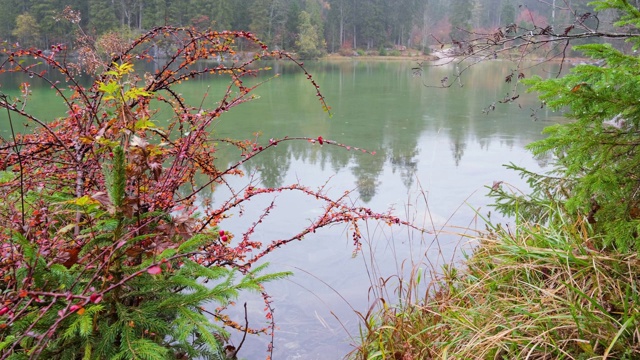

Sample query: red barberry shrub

[0,26,409,359]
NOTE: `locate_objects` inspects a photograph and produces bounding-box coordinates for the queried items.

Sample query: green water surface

[0,59,562,359]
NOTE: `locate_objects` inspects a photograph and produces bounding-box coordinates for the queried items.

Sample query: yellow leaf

[72,195,99,207]
[57,223,77,235]
[134,118,155,130]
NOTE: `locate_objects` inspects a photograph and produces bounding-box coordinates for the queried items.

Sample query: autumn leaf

[71,195,99,207]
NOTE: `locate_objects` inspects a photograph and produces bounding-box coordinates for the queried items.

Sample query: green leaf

[71,195,99,207]
[97,80,120,95]
[134,118,156,130]
[56,223,77,235]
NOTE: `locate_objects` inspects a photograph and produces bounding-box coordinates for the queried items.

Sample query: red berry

[219,230,225,237]
[89,293,102,304]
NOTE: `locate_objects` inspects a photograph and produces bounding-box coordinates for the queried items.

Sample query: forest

[0,0,613,58]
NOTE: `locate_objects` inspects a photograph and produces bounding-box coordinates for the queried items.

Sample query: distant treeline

[0,0,611,56]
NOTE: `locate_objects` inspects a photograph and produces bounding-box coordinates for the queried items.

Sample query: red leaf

[147,265,162,275]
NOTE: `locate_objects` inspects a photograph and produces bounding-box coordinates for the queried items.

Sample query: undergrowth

[353,210,640,359]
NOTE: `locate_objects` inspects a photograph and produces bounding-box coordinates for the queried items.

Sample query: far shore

[318,52,589,64]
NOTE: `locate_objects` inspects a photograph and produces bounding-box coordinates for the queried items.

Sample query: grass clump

[354,215,640,359]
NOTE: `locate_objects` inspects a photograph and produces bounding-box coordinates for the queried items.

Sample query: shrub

[0,26,407,359]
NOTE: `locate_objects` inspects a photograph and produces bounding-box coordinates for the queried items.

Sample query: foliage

[493,0,640,252]
[353,212,640,359]
[449,0,473,41]
[526,58,640,250]
[295,10,326,59]
[0,24,409,359]
[2,0,615,55]
[11,13,40,46]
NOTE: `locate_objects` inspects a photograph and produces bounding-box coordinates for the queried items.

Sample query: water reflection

[203,60,554,204]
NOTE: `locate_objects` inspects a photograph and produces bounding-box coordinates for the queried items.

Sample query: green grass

[352,216,640,359]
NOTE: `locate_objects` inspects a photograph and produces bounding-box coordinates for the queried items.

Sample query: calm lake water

[0,59,562,359]
[190,59,562,359]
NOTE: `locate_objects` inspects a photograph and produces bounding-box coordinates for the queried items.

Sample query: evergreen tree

[358,0,385,49]
[212,0,235,30]
[284,0,302,49]
[500,0,516,25]
[250,0,273,43]
[449,0,473,41]
[88,0,119,34]
[0,0,23,40]
[492,0,640,252]
[31,0,72,47]
[231,0,252,30]
[142,0,169,29]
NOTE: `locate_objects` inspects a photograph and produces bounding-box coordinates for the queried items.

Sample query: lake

[193,59,562,359]
[0,59,562,359]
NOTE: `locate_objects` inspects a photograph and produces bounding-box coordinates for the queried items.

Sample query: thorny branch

[0,25,421,359]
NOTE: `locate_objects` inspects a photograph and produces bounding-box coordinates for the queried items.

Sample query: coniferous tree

[88,0,119,34]
[358,0,385,49]
[488,0,640,252]
[284,0,302,49]
[449,0,474,41]
[212,0,235,30]
[500,0,516,25]
[250,0,273,43]
[142,0,169,29]
[0,0,23,40]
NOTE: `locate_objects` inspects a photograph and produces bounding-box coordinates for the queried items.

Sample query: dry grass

[352,217,640,359]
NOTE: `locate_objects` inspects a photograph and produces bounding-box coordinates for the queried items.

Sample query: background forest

[0,0,622,58]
